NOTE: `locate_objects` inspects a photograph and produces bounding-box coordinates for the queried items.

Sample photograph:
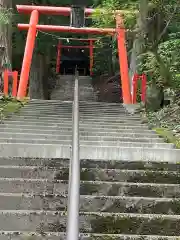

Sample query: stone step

[0,158,178,171]
[23,106,127,112]
[2,121,149,129]
[0,132,159,141]
[52,89,95,92]
[0,194,179,215]
[0,232,178,240]
[51,97,97,101]
[51,95,96,99]
[52,91,94,94]
[20,110,136,117]
[0,166,178,184]
[8,118,144,127]
[12,116,141,123]
[23,107,126,112]
[52,94,95,97]
[15,115,142,122]
[0,143,179,161]
[0,210,180,234]
[27,105,125,110]
[0,126,152,134]
[19,113,140,120]
[5,117,142,124]
[23,105,125,110]
[0,179,179,197]
[51,89,95,92]
[0,139,170,148]
[57,168,180,184]
[29,100,122,106]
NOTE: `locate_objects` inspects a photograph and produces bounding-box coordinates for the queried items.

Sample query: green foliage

[0,96,27,121]
[0,7,12,25]
[138,37,180,90]
[91,0,138,76]
[154,128,180,148]
[158,39,180,88]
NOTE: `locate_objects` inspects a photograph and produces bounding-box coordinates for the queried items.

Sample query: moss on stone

[46,220,66,232]
[24,237,38,240]
[80,182,100,195]
[80,168,96,181]
[154,127,180,148]
[90,216,142,234]
[170,199,180,213]
[90,215,180,235]
[54,168,69,180]
[90,236,119,240]
[128,171,180,184]
[0,101,21,119]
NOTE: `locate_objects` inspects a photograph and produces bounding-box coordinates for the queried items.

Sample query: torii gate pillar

[17,10,39,99]
[116,14,131,104]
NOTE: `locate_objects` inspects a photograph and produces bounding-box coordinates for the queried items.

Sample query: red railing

[3,70,18,97]
[132,73,147,104]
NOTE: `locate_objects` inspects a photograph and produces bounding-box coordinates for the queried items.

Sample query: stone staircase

[51,75,97,101]
[0,75,179,239]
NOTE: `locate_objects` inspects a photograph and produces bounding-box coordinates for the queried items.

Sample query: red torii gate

[16,5,131,104]
[56,38,97,76]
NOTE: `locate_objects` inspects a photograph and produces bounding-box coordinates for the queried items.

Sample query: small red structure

[132,73,147,104]
[17,5,94,16]
[55,38,97,76]
[16,5,132,104]
[56,41,61,74]
[3,70,18,97]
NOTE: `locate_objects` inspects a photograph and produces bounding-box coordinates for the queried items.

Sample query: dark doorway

[60,47,90,76]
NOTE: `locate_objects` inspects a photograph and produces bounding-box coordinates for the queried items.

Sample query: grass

[0,96,28,120]
[153,127,180,148]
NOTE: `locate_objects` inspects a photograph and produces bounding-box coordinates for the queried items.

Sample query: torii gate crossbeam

[17,5,94,16]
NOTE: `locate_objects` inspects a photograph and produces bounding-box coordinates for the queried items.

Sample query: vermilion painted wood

[56,41,61,74]
[3,70,9,96]
[116,14,131,104]
[18,24,116,35]
[12,71,18,97]
[17,5,94,16]
[17,10,39,99]
[141,74,147,103]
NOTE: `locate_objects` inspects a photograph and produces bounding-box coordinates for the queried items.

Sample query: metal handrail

[66,70,80,240]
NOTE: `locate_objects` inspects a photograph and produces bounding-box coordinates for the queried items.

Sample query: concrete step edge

[8,119,144,125]
[0,232,178,239]
[0,193,178,201]
[0,132,157,137]
[0,178,178,186]
[1,122,148,128]
[0,127,151,132]
[0,166,177,174]
[0,210,179,219]
[0,140,169,147]
[0,143,178,161]
[29,100,123,105]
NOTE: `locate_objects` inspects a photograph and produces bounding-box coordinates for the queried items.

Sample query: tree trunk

[0,0,12,69]
[0,0,12,93]
[29,53,45,100]
[129,0,148,91]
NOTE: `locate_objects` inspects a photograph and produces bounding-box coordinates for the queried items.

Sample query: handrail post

[4,70,9,96]
[66,71,80,240]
